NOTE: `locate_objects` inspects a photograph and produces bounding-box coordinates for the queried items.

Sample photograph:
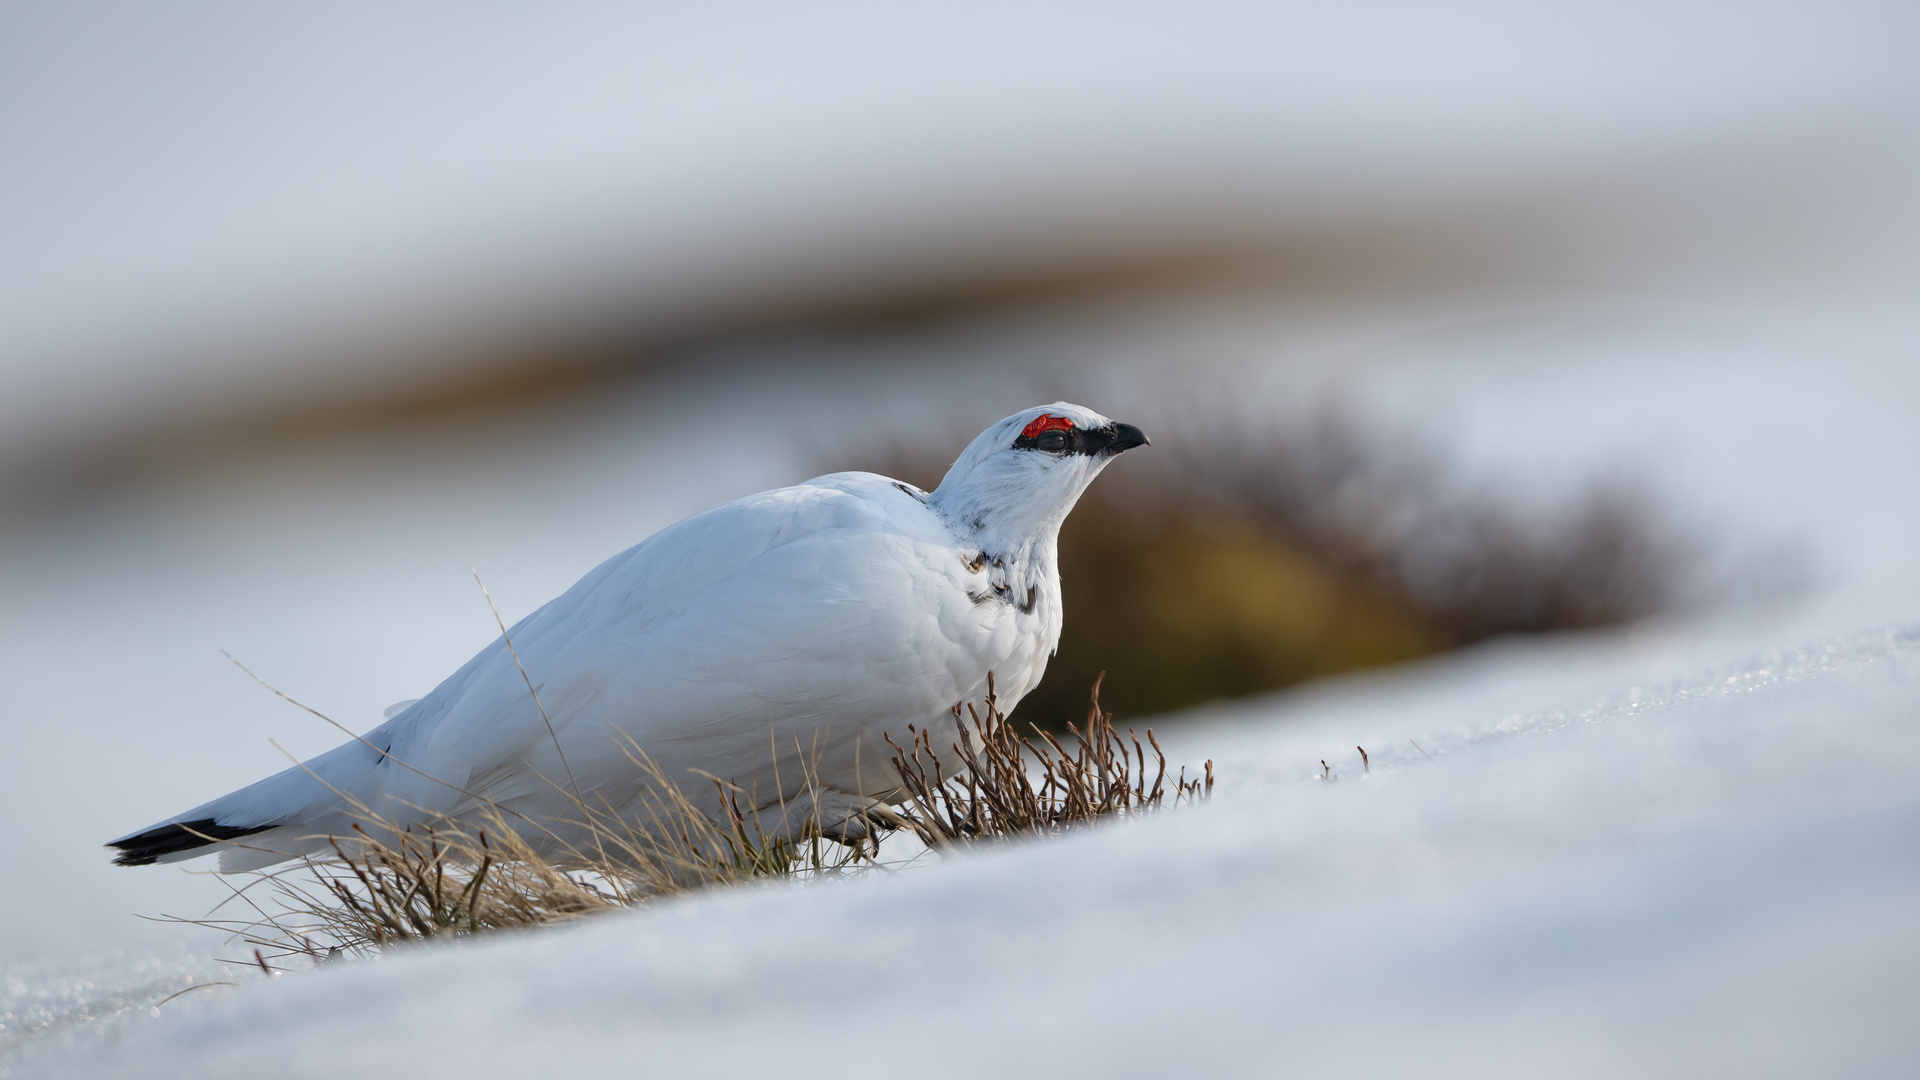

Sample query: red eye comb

[1021,414,1074,439]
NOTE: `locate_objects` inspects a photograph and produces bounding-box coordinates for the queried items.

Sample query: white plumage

[109,403,1146,870]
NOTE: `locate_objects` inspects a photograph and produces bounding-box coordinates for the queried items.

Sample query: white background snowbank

[3,1,1917,464]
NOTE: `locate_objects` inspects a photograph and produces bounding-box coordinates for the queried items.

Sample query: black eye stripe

[1012,425,1117,456]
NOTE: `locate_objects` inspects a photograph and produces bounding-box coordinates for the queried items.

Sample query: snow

[0,946,235,1067]
[9,624,1919,1077]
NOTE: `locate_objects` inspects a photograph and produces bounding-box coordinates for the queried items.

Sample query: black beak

[1107,423,1150,455]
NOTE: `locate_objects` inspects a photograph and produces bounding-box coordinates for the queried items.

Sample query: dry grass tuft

[887,672,1212,846]
[164,674,1210,965]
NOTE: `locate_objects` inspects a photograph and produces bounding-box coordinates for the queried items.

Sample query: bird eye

[1036,430,1069,452]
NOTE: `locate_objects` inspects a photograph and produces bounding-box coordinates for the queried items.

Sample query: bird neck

[928,487,1065,597]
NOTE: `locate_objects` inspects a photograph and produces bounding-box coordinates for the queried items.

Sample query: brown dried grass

[162,673,1211,966]
[163,739,874,964]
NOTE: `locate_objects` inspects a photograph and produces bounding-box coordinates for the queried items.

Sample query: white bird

[109,403,1148,871]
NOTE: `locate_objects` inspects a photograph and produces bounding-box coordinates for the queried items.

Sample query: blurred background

[3,0,1919,960]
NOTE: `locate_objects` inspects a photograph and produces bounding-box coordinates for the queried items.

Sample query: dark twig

[887,672,1211,847]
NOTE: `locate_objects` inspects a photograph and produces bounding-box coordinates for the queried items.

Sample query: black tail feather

[107,820,274,867]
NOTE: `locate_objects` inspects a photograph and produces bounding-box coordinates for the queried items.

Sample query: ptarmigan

[109,403,1147,870]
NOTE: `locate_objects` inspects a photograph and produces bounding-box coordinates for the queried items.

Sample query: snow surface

[8,623,1918,1077]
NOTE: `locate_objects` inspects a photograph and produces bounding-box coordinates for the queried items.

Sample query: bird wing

[412,471,1021,813]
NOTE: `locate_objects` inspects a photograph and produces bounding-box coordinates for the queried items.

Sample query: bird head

[929,403,1149,550]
